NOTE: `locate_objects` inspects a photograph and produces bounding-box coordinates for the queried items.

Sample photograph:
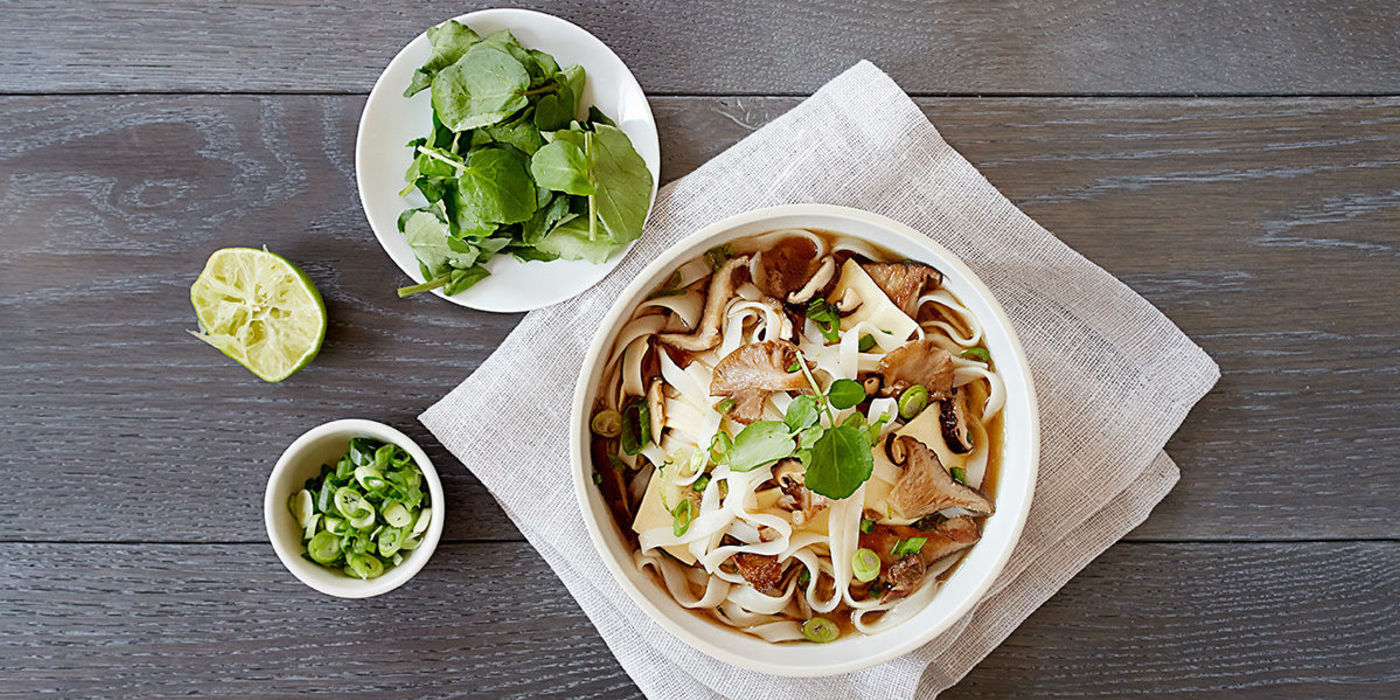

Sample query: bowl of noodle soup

[571,204,1038,675]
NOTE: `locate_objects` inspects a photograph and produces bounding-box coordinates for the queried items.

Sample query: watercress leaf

[405,20,482,97]
[586,124,653,244]
[532,215,620,263]
[478,30,545,84]
[510,246,561,263]
[479,110,546,154]
[559,65,586,108]
[802,425,874,500]
[431,46,531,131]
[827,378,866,410]
[529,139,595,195]
[444,265,491,295]
[445,147,538,230]
[399,209,478,276]
[532,84,575,132]
[522,195,574,247]
[529,49,559,77]
[587,105,617,127]
[727,421,796,472]
[783,395,821,433]
[797,425,824,448]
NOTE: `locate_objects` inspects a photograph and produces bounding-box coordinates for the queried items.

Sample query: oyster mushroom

[883,555,925,600]
[785,257,836,304]
[834,286,863,313]
[757,236,824,300]
[710,340,808,424]
[646,379,666,446]
[658,255,749,352]
[774,459,829,524]
[861,262,942,317]
[939,387,973,454]
[730,552,788,594]
[876,338,955,398]
[888,435,993,519]
[858,516,982,569]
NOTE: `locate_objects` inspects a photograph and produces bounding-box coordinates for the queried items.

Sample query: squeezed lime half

[189,247,326,382]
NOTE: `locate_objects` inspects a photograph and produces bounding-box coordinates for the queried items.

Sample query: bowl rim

[569,203,1040,675]
[353,7,661,313]
[263,418,446,598]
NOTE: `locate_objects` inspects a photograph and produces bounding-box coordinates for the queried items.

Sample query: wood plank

[0,1,1397,95]
[0,95,1396,543]
[1,541,1394,696]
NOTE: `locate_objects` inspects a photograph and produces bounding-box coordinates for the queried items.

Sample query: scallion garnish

[801,617,840,643]
[890,537,928,558]
[860,516,875,534]
[858,333,877,352]
[960,347,991,363]
[950,467,967,484]
[671,499,694,537]
[713,397,736,414]
[852,548,881,582]
[289,437,430,580]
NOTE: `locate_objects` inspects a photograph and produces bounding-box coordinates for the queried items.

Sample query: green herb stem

[396,274,452,298]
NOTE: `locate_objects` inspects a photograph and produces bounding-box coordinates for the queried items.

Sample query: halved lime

[189,247,326,382]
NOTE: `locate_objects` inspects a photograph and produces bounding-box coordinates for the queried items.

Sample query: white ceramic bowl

[264,419,446,598]
[570,204,1040,676]
[355,8,661,313]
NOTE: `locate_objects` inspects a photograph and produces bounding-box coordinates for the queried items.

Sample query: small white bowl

[264,419,446,598]
[355,8,661,313]
[570,204,1040,676]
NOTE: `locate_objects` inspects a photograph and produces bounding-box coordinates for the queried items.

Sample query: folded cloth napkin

[421,60,1219,698]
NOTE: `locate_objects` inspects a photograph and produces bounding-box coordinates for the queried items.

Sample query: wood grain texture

[1,541,1394,697]
[1,95,1396,543]
[0,1,1396,95]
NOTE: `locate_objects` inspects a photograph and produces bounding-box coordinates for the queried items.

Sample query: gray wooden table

[2,1,1397,696]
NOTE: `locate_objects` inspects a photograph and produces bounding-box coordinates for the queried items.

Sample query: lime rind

[189,247,326,382]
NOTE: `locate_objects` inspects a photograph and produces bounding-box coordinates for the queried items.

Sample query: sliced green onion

[288,489,313,527]
[798,568,812,587]
[860,516,875,534]
[802,617,840,643]
[306,531,340,564]
[383,501,412,528]
[412,507,432,536]
[389,448,412,468]
[378,527,404,557]
[672,499,694,537]
[950,467,967,484]
[346,553,384,579]
[713,397,736,414]
[302,512,321,542]
[590,409,622,438]
[890,536,928,558]
[353,465,384,491]
[709,432,734,463]
[399,536,423,551]
[348,438,377,467]
[692,475,711,493]
[333,487,371,520]
[898,384,929,419]
[372,444,395,469]
[349,506,376,530]
[323,516,347,536]
[786,361,801,373]
[391,552,404,566]
[853,548,881,582]
[858,333,877,352]
[961,347,991,363]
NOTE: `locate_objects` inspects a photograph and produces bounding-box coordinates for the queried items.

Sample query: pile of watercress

[711,353,886,500]
[396,20,654,297]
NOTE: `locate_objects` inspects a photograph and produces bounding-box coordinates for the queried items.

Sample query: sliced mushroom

[882,555,926,600]
[785,256,836,304]
[939,388,973,454]
[861,262,942,317]
[857,516,981,569]
[773,459,829,524]
[877,338,955,398]
[888,435,994,519]
[710,340,808,423]
[646,379,666,446]
[834,286,863,313]
[731,552,788,594]
[757,236,824,300]
[658,255,749,352]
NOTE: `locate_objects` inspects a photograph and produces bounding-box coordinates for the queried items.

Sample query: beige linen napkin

[421,61,1218,697]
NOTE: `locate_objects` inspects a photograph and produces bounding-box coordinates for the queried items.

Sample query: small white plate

[355,8,660,313]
